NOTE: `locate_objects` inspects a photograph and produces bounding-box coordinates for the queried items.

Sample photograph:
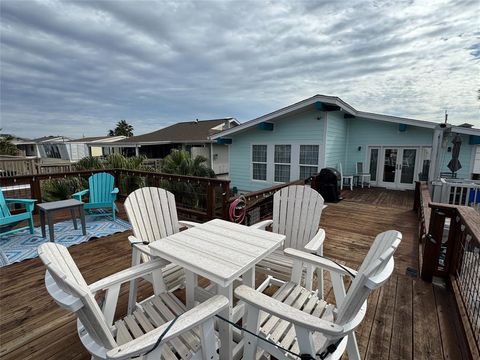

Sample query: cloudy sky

[1,0,479,138]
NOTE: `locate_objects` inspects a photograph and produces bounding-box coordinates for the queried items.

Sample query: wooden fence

[414,181,480,359]
[0,158,72,177]
[0,169,231,221]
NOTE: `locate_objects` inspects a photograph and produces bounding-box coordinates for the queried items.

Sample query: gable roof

[210,94,439,139]
[32,136,71,143]
[68,136,126,143]
[116,118,239,145]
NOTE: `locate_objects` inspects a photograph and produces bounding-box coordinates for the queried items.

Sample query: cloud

[0,0,478,138]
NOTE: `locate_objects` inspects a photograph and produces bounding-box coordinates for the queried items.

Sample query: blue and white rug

[0,215,132,267]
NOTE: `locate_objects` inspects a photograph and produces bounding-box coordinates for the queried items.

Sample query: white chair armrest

[235,285,343,335]
[89,259,166,293]
[128,235,155,257]
[284,248,357,278]
[106,295,229,360]
[249,219,273,230]
[304,228,325,253]
[178,220,201,229]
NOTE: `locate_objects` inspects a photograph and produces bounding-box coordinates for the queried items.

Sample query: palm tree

[0,131,19,156]
[108,120,134,137]
[161,149,215,177]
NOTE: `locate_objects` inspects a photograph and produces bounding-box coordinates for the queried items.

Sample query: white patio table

[149,218,285,360]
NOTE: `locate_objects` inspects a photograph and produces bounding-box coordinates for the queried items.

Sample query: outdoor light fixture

[358,146,362,151]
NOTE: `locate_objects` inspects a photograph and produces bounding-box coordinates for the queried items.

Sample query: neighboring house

[67,136,126,161]
[12,136,72,160]
[104,118,239,176]
[211,95,480,192]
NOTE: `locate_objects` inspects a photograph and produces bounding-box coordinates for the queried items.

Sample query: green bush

[42,177,87,202]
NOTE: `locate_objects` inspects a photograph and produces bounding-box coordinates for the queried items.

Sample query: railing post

[421,206,446,282]
[221,181,230,220]
[206,182,215,220]
[30,176,42,212]
[413,181,420,211]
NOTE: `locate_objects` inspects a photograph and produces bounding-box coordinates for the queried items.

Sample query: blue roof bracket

[216,138,232,144]
[257,122,274,131]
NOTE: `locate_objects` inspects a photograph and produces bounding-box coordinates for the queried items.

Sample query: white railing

[432,178,480,210]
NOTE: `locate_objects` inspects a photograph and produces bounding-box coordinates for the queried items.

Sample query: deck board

[0,187,469,359]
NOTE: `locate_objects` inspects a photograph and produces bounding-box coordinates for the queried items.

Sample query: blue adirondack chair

[0,189,36,236]
[72,173,119,220]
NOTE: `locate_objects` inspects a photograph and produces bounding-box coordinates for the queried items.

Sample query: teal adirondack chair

[72,173,119,220]
[0,190,36,236]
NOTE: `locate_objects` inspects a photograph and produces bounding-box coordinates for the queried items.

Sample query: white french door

[379,147,418,189]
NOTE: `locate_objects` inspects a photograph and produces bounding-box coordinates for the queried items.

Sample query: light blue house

[211,95,480,192]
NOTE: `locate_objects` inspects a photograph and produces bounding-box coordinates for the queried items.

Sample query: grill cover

[314,168,342,202]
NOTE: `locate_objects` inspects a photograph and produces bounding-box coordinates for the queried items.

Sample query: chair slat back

[356,162,363,174]
[272,185,324,250]
[335,230,401,325]
[125,187,180,244]
[338,163,344,177]
[89,173,115,204]
[0,190,11,219]
[38,243,117,349]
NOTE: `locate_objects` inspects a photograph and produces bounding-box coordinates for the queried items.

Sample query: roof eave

[211,95,437,139]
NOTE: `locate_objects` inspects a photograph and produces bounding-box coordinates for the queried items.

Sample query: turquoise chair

[0,190,36,236]
[72,173,119,220]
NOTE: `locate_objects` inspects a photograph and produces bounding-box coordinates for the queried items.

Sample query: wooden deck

[0,188,469,359]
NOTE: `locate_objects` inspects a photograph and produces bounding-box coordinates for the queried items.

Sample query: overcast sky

[0,0,479,138]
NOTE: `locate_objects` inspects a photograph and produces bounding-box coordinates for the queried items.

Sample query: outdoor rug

[0,215,132,267]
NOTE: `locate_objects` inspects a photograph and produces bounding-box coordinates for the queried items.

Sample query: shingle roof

[68,136,111,143]
[120,118,236,144]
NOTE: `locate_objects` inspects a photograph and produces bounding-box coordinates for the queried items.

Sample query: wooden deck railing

[231,178,309,225]
[414,181,480,359]
[0,169,231,221]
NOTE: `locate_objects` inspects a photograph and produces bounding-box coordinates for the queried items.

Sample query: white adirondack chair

[250,185,326,295]
[124,187,200,313]
[356,162,371,188]
[38,242,228,360]
[235,230,402,360]
[338,163,353,191]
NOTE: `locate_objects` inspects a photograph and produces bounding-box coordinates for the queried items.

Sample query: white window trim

[273,145,292,183]
[251,144,268,182]
[299,144,320,179]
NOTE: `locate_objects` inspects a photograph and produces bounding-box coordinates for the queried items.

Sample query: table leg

[79,206,87,236]
[40,210,46,238]
[185,270,198,310]
[70,208,78,230]
[218,285,233,360]
[242,267,255,288]
[47,212,55,242]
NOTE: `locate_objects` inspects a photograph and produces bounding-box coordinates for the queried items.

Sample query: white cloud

[0,0,478,138]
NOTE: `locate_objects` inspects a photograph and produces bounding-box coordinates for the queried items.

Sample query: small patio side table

[37,199,86,242]
[148,218,285,360]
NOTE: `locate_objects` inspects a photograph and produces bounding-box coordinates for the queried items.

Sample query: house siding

[345,118,434,174]
[229,109,324,192]
[325,112,348,168]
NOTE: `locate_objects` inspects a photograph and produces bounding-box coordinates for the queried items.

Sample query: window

[274,145,291,182]
[299,145,319,179]
[369,148,379,181]
[43,144,61,158]
[252,145,267,180]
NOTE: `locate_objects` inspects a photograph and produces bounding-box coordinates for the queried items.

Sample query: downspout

[344,117,350,173]
[429,124,445,185]
[210,142,214,170]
